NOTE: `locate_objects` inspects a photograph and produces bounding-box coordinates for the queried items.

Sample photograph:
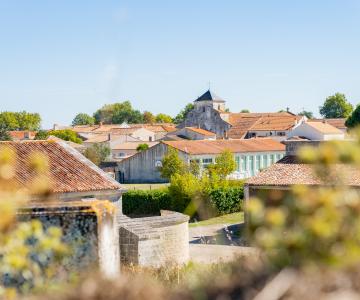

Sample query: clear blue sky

[1,1,360,128]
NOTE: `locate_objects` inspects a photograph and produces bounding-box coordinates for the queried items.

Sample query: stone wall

[118,211,189,267]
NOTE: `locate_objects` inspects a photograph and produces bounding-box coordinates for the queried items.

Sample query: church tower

[193,90,226,112]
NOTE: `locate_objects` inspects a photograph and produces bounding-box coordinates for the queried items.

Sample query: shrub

[209,186,244,215]
[122,189,171,215]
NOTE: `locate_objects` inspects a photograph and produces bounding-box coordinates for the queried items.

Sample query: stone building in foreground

[3,140,189,270]
[117,138,286,183]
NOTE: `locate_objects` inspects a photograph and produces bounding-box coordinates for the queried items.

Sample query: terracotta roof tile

[162,138,285,155]
[247,155,360,186]
[311,118,347,130]
[0,141,122,194]
[185,127,216,136]
[225,112,302,138]
[305,122,343,134]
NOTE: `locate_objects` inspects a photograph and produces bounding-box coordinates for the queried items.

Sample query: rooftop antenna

[208,81,211,91]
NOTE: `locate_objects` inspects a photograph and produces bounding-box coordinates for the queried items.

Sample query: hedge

[122,189,171,215]
[209,186,244,215]
[122,184,244,216]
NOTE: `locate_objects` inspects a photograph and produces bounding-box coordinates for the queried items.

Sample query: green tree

[0,111,41,131]
[47,129,82,144]
[16,111,41,130]
[83,143,111,165]
[319,93,353,118]
[240,109,250,113]
[34,130,50,140]
[93,101,144,124]
[299,110,314,119]
[136,143,149,152]
[155,113,173,123]
[208,150,236,179]
[173,103,194,124]
[72,113,95,126]
[345,104,360,128]
[0,127,12,141]
[143,111,156,124]
[160,148,187,180]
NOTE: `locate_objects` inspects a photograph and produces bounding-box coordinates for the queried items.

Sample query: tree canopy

[47,129,82,144]
[142,111,156,124]
[83,143,111,165]
[207,150,236,179]
[160,148,187,180]
[0,111,41,131]
[155,113,173,123]
[298,110,314,119]
[72,113,95,126]
[319,93,353,118]
[240,109,250,113]
[136,143,149,152]
[173,103,194,124]
[0,127,12,141]
[345,104,360,128]
[93,101,144,124]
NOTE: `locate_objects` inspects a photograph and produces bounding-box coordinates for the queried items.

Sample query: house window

[242,156,247,171]
[270,154,275,165]
[235,156,240,171]
[276,154,282,161]
[241,156,246,171]
[202,158,213,168]
[255,155,261,171]
[277,132,286,136]
[149,136,153,141]
[263,155,268,168]
[203,107,206,113]
[249,156,254,176]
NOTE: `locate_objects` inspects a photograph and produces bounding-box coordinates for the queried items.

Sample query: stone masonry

[118,211,189,267]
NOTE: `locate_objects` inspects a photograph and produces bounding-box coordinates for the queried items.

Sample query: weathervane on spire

[208,81,211,90]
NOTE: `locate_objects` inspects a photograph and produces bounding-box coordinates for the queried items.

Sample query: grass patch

[189,212,244,227]
[122,183,169,191]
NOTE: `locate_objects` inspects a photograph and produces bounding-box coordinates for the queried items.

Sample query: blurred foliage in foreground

[248,136,360,270]
[0,147,68,298]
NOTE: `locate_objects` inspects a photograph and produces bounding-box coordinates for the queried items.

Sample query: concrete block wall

[118,211,189,267]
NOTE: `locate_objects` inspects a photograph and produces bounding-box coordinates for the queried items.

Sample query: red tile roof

[247,155,360,187]
[162,138,285,155]
[305,122,343,134]
[311,118,347,130]
[224,112,302,138]
[0,141,122,194]
[185,127,216,136]
[72,123,176,134]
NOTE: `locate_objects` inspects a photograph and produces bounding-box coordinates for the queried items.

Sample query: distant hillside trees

[0,111,41,131]
[319,93,353,118]
[93,101,144,124]
[142,111,156,124]
[72,113,95,126]
[155,113,173,123]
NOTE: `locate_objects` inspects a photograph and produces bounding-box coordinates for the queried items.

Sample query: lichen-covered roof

[0,140,122,193]
[247,155,360,187]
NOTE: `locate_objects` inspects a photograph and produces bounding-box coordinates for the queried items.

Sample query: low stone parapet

[118,211,189,267]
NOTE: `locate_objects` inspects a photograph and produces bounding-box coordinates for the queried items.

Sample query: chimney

[108,133,112,141]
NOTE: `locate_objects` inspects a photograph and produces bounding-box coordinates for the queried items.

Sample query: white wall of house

[247,130,288,141]
[288,122,345,141]
[186,151,286,179]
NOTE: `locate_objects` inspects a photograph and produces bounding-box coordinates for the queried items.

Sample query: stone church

[177,90,231,138]
[178,90,304,140]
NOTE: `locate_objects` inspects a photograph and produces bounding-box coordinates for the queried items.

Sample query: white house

[288,120,345,141]
[117,138,286,183]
